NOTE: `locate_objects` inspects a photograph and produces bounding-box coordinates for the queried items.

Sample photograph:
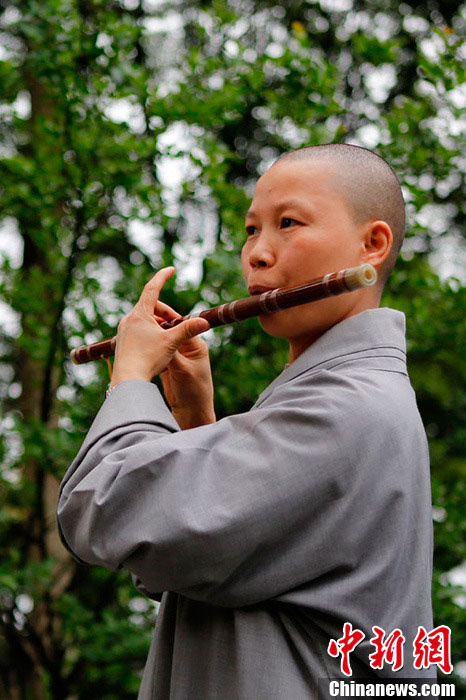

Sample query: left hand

[109,267,210,388]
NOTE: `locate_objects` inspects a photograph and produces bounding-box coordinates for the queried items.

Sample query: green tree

[0,0,464,696]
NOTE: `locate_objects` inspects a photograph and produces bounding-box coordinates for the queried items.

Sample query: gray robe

[57,308,435,699]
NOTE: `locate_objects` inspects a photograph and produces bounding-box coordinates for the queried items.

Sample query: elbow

[175,581,264,609]
[57,492,120,571]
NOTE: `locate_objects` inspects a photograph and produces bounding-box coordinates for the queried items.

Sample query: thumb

[168,317,210,346]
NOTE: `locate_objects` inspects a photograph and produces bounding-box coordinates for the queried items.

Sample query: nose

[244,231,276,269]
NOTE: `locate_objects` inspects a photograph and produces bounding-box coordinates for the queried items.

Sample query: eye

[245,225,258,236]
[280,217,300,229]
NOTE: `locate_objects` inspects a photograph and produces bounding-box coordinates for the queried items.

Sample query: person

[57,144,435,699]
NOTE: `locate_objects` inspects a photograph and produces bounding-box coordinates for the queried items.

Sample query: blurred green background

[0,0,464,697]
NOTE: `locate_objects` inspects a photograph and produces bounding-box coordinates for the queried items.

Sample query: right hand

[156,301,216,430]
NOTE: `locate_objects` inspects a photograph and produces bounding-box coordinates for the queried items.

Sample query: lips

[248,285,278,296]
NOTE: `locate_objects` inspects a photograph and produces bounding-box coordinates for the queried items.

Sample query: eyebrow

[245,199,312,219]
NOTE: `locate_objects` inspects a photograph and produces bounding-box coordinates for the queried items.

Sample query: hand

[110,267,210,388]
[157,303,216,430]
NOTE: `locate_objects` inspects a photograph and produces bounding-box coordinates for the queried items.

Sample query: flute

[70,263,377,365]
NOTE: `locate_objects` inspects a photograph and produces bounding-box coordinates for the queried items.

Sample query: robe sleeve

[56,375,407,607]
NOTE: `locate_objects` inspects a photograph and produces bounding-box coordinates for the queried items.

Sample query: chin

[258,321,291,340]
[258,305,340,344]
[258,312,310,340]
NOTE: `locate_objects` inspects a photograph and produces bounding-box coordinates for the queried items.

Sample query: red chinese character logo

[413,625,453,674]
[369,626,405,671]
[328,622,366,676]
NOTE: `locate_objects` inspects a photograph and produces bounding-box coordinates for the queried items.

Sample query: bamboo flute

[70,263,377,365]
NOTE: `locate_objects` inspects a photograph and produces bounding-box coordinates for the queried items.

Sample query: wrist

[172,406,216,430]
[110,370,152,389]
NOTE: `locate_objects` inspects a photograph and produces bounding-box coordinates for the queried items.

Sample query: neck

[287,331,324,364]
[288,333,323,364]
[286,295,381,364]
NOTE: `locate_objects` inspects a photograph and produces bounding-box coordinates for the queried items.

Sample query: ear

[361,221,393,268]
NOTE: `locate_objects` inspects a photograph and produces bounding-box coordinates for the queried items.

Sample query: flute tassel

[103,355,113,380]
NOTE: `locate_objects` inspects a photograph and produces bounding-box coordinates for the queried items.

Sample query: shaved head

[276,144,405,285]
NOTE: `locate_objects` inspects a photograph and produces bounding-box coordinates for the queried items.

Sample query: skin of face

[241,158,392,362]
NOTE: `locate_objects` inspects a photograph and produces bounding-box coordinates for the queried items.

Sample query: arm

[57,372,371,608]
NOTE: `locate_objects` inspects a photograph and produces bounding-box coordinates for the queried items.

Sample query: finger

[159,367,171,386]
[138,266,175,316]
[166,317,210,349]
[160,347,184,370]
[154,300,182,320]
[159,370,173,402]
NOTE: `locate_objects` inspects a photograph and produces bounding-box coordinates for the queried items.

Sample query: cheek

[289,231,360,272]
[240,245,249,276]
[282,236,329,273]
[241,239,257,273]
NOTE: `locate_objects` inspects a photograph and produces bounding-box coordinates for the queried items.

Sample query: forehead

[248,158,341,215]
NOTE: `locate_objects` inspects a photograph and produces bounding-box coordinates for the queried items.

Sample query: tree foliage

[0,0,464,696]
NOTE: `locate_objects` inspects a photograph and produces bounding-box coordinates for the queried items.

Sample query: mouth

[248,285,278,296]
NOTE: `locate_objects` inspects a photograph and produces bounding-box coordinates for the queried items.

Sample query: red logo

[413,625,453,674]
[327,623,453,676]
[369,626,405,671]
[328,622,365,676]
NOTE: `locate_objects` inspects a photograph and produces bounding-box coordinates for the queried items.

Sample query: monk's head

[241,144,405,360]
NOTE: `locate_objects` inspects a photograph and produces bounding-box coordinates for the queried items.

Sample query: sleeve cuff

[69,379,180,467]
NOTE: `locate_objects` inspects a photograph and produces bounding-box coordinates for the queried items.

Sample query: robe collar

[253,307,407,408]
